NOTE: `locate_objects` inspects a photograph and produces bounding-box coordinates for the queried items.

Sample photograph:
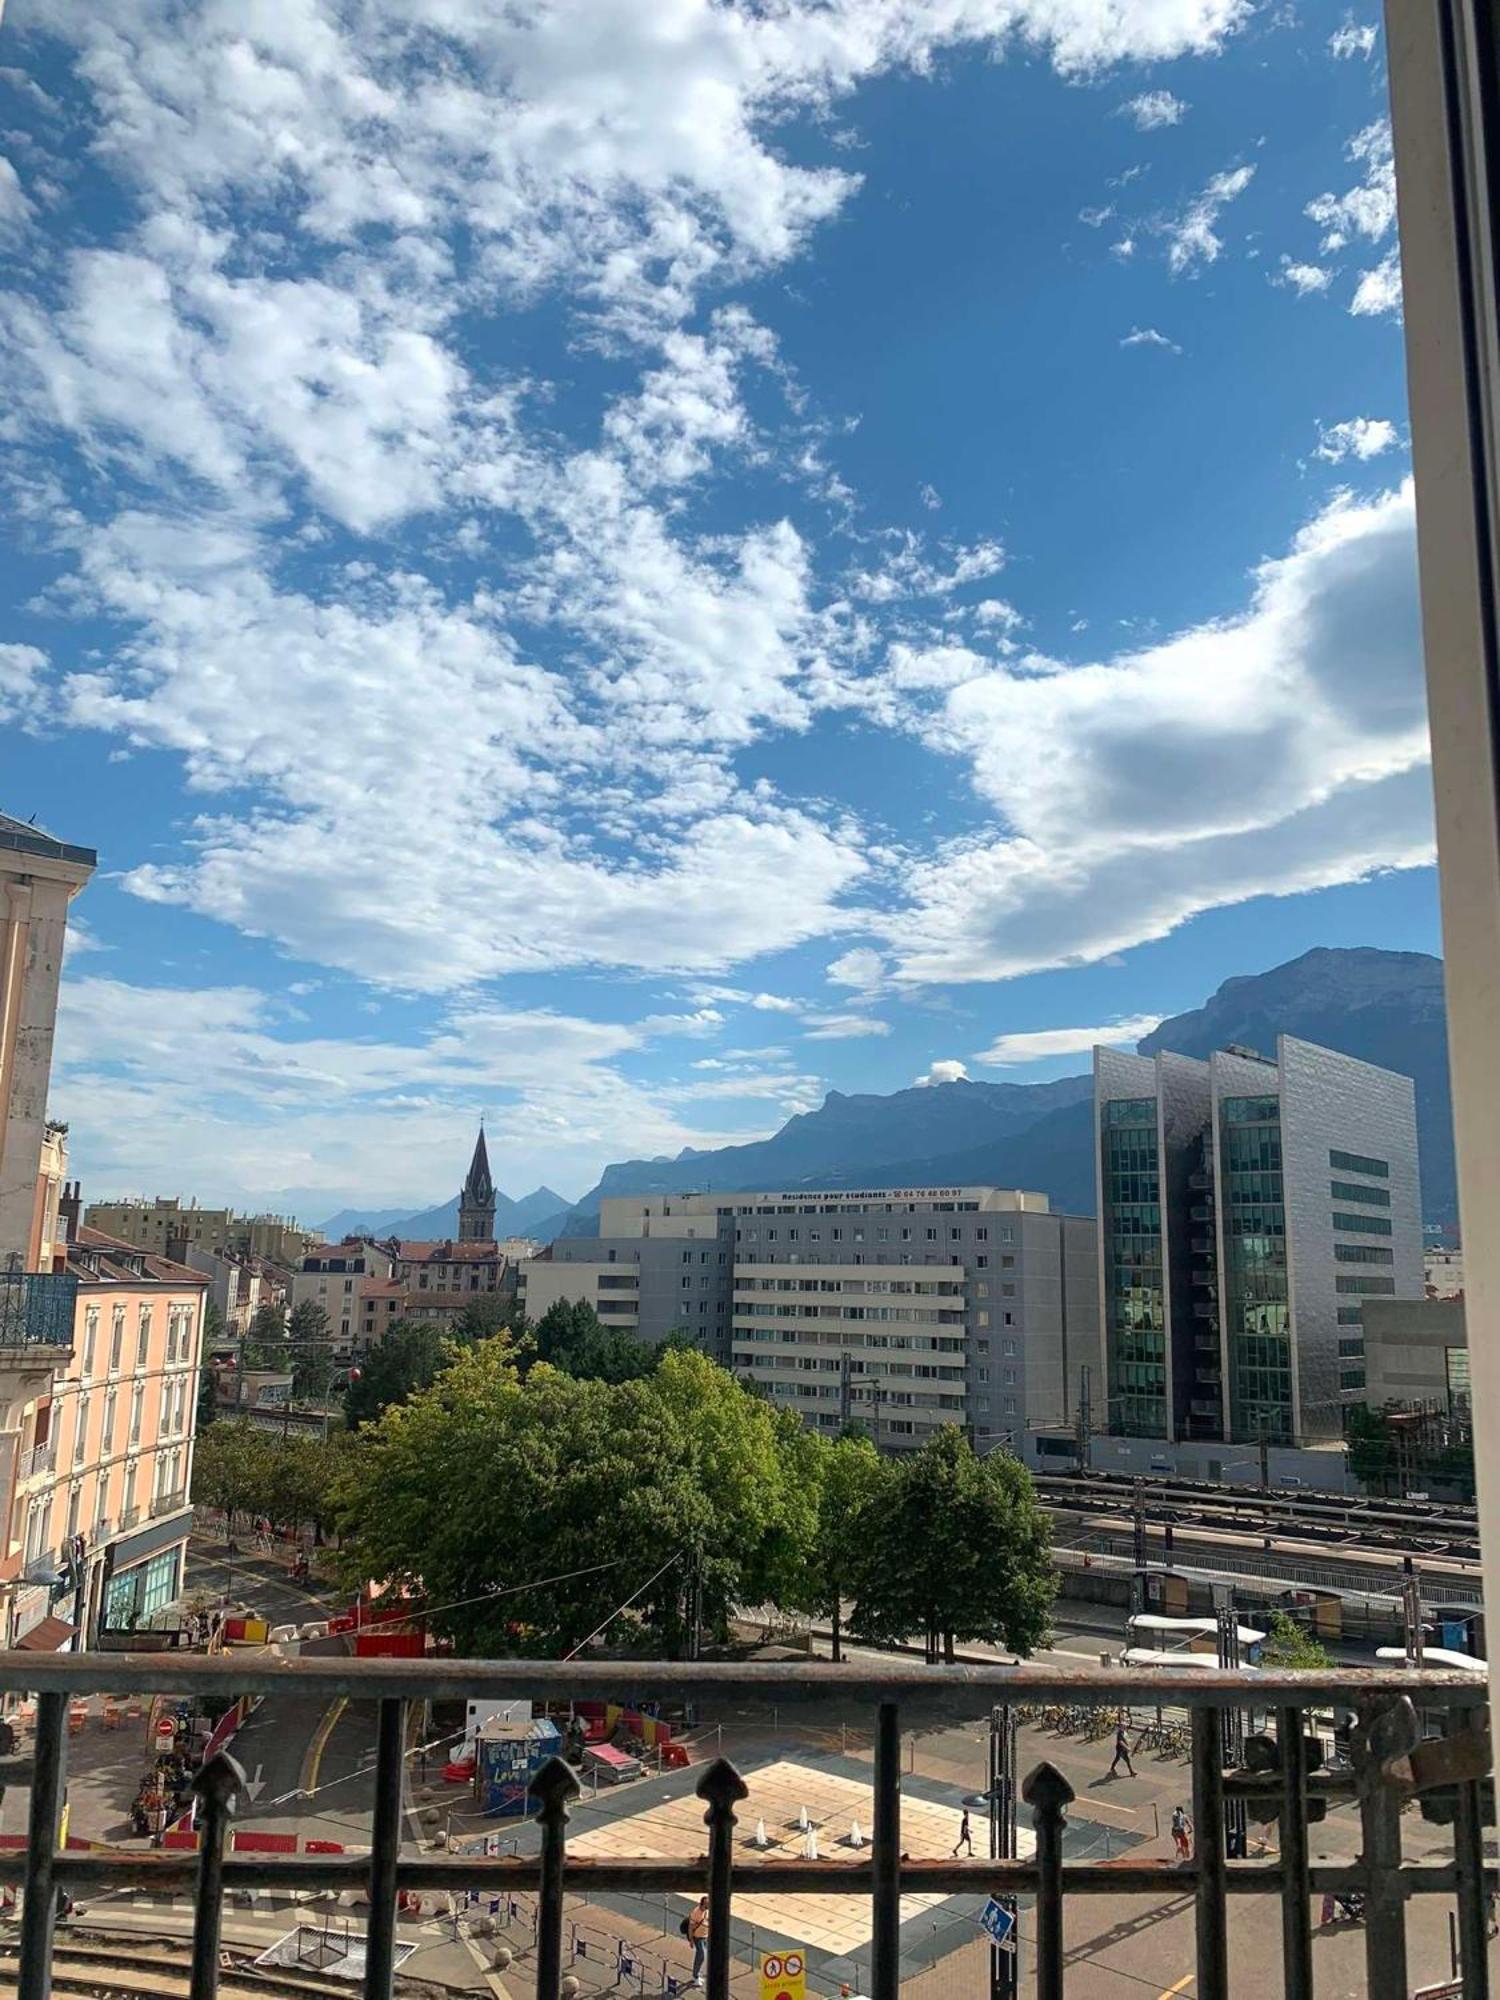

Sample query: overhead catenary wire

[562,1549,686,1661]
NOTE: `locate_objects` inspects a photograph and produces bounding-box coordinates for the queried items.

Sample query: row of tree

[192,1422,349,1544]
[331,1339,1057,1661]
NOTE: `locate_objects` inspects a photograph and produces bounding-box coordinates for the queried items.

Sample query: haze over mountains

[557,948,1454,1234]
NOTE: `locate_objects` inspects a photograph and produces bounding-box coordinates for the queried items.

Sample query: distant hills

[558,947,1454,1231]
[314,1185,574,1245]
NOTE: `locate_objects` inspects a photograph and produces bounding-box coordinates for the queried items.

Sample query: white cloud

[1163,164,1255,272]
[801,1013,892,1040]
[1351,249,1403,318]
[1122,91,1186,130]
[826,947,888,994]
[918,482,942,510]
[885,481,1432,983]
[0,644,45,721]
[1329,17,1379,58]
[1121,326,1181,354]
[976,1014,1163,1064]
[1307,121,1395,253]
[50,973,787,1207]
[914,1059,968,1085]
[1277,259,1333,296]
[1315,416,1399,463]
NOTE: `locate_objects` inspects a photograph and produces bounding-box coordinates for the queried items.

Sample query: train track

[1032,1471,1482,1566]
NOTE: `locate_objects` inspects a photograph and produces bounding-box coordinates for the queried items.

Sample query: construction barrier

[230,1830,298,1854]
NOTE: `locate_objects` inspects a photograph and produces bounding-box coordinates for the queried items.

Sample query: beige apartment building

[292,1239,398,1355]
[83,1196,314,1269]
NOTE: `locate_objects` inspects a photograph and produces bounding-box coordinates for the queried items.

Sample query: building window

[66,1485,82,1539]
[73,1398,89,1468]
[82,1308,98,1376]
[110,1309,125,1372]
[136,1308,151,1366]
[1329,1148,1389,1179]
[1330,1179,1392,1208]
[1335,1276,1396,1295]
[102,1390,116,1452]
[1331,1212,1393,1236]
[129,1385,144,1445]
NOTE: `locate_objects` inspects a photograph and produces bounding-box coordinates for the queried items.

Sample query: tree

[343,1321,450,1429]
[191,1421,269,1527]
[453,1295,515,1344]
[196,1362,220,1432]
[287,1299,333,1402]
[1257,1609,1332,1671]
[335,1345,819,1657]
[243,1300,290,1370]
[848,1429,1056,1663]
[531,1299,658,1385]
[803,1431,890,1663]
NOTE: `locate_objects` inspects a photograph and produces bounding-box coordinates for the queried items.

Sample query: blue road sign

[979,1898,1016,1951]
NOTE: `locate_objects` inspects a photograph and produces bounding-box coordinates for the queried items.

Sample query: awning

[14,1615,77,1652]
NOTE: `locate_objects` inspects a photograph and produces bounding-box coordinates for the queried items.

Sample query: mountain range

[314,1185,573,1244]
[558,947,1454,1232]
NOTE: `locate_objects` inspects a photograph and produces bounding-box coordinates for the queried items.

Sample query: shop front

[97,1512,191,1637]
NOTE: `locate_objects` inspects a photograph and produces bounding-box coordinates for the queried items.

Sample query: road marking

[1157,1974,1194,1998]
[300,1695,348,1799]
[1072,1796,1137,1820]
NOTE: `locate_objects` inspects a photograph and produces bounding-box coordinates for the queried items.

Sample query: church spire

[458,1123,496,1241]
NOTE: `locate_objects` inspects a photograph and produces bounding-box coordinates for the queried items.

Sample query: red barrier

[161,1830,200,1851]
[354,1631,424,1659]
[303,1838,344,1854]
[230,1830,298,1853]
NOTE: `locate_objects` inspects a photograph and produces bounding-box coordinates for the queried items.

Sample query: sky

[0,0,1437,1221]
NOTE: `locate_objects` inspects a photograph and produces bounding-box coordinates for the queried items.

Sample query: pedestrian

[951,1808,973,1857]
[685,1894,710,1986]
[1108,1721,1136,1778]
[1171,1804,1191,1862]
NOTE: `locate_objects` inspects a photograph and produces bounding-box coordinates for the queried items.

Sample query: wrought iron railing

[0,1273,76,1352]
[15,1442,55,1483]
[149,1487,187,1518]
[0,1655,1488,2000]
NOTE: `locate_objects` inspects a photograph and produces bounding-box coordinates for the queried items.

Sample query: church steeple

[458,1124,496,1241]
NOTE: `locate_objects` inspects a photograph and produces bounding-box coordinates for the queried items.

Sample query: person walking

[952,1808,973,1856]
[1171,1804,1192,1862]
[1108,1721,1136,1778]
[686,1894,710,1986]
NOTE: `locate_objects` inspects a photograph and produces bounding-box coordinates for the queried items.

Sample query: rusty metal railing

[0,1654,1488,2000]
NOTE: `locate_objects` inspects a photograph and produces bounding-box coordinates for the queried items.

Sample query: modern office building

[526,1187,1101,1452]
[1094,1034,1423,1446]
[1358,1296,1469,1414]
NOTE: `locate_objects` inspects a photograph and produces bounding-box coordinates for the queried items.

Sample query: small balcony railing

[118,1506,140,1530]
[16,1442,55,1483]
[149,1488,187,1519]
[0,1272,76,1353]
[0,1657,1487,2000]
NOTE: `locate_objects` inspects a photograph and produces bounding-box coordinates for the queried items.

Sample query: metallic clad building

[1096,1034,1423,1445]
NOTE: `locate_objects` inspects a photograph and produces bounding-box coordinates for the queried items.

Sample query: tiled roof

[396,1240,501,1262]
[68,1226,210,1288]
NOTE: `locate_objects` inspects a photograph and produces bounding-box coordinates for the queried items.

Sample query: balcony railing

[149,1487,187,1519]
[0,1656,1486,2000]
[16,1442,55,1483]
[0,1272,76,1353]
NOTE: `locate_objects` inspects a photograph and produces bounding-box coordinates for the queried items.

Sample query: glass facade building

[1218,1093,1292,1444]
[1100,1097,1166,1437]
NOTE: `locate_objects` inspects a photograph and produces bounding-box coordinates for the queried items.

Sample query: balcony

[149,1488,188,1519]
[0,1655,1484,2000]
[20,1545,58,1586]
[16,1441,56,1483]
[118,1506,140,1531]
[0,1272,76,1356]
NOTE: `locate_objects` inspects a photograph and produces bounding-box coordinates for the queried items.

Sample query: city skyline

[0,2,1435,1211]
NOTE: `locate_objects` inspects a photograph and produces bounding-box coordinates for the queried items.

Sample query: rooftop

[0,808,96,869]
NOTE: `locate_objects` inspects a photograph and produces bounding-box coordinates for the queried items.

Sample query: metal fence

[0,1272,77,1350]
[0,1652,1489,2000]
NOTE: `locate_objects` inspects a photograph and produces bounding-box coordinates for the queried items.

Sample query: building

[500,1235,542,1263]
[1425,1245,1465,1299]
[291,1239,398,1356]
[1358,1296,1469,1414]
[3,1215,207,1646]
[81,1196,314,1269]
[1094,1034,1423,1447]
[356,1278,412,1350]
[182,1244,280,1337]
[390,1238,509,1326]
[525,1187,1101,1453]
[0,813,94,1268]
[458,1127,496,1242]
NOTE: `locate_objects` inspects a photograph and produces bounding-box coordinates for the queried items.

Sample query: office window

[1330,1179,1391,1208]
[1329,1149,1389,1179]
[1331,1212,1393,1236]
[1335,1276,1396,1295]
[1334,1245,1394,1265]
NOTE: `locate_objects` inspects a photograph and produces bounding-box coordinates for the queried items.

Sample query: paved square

[569,1758,1034,1956]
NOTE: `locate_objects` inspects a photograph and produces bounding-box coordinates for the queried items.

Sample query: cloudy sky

[0,0,1432,1219]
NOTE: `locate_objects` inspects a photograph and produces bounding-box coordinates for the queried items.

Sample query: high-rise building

[524,1186,1101,1452]
[457,1126,496,1242]
[1094,1034,1423,1446]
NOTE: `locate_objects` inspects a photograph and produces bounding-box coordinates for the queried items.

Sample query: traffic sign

[979,1897,1016,1951]
[759,1947,806,2000]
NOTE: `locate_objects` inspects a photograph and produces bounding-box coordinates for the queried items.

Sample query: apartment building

[82,1197,314,1269]
[392,1239,509,1323]
[182,1243,283,1337]
[1094,1033,1423,1447]
[526,1187,1100,1452]
[292,1239,398,1355]
[4,1218,206,1646]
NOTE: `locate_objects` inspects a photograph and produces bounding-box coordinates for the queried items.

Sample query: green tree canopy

[801,1430,891,1662]
[530,1298,658,1384]
[453,1294,517,1344]
[343,1320,451,1430]
[1256,1610,1332,1671]
[243,1299,290,1370]
[287,1299,334,1403]
[848,1429,1055,1662]
[335,1345,818,1657]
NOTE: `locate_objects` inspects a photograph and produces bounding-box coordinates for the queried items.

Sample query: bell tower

[458,1125,496,1242]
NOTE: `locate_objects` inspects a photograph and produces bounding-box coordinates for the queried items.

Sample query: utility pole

[1402,1559,1424,1666]
[1075,1364,1092,1477]
[1258,1425,1270,1492]
[988,1703,1018,2000]
[1130,1479,1147,1614]
[1215,1596,1247,1860]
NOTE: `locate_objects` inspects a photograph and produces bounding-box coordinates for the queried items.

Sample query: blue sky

[0,0,1435,1219]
